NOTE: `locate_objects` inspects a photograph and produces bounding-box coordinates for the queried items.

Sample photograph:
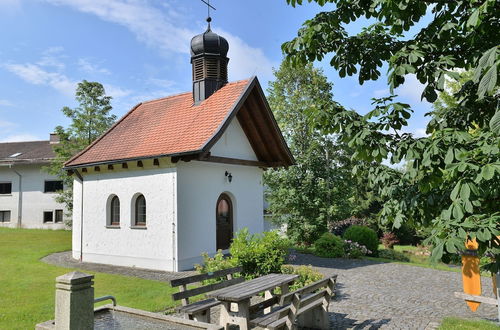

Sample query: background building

[0,133,67,229]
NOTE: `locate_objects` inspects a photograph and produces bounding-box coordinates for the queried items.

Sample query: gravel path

[289,252,498,329]
[42,251,498,329]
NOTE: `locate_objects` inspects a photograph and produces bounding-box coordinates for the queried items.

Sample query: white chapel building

[65,24,294,271]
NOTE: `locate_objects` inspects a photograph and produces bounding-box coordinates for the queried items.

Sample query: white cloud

[0,133,41,142]
[412,128,428,138]
[0,0,22,11]
[43,0,274,81]
[37,46,66,71]
[0,119,15,128]
[0,99,13,106]
[3,62,76,95]
[148,78,176,89]
[373,88,390,98]
[103,83,131,99]
[44,0,193,54]
[395,74,428,104]
[78,58,111,75]
[221,30,276,82]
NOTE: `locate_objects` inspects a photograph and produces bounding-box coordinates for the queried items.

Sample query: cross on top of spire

[200,0,216,29]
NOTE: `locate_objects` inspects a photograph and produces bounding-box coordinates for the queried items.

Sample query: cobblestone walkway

[289,253,498,329]
[43,251,498,329]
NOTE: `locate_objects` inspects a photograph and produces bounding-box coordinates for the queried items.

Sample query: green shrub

[281,265,323,291]
[344,240,371,258]
[230,228,289,278]
[195,250,238,284]
[378,249,410,262]
[343,225,379,256]
[313,233,345,258]
[394,223,420,245]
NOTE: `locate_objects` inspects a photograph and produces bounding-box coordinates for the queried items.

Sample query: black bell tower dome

[190,18,229,104]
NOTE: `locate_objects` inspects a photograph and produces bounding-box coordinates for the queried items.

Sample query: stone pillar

[55,271,94,330]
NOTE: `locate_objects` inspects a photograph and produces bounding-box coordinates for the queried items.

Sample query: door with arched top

[216,193,233,250]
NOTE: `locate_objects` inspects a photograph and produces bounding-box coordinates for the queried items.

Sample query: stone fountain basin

[36,304,223,330]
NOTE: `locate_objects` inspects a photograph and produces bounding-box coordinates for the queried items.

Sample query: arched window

[110,196,120,226]
[135,195,146,226]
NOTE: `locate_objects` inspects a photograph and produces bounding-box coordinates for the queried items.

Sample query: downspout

[172,171,177,271]
[9,165,22,228]
[73,169,84,261]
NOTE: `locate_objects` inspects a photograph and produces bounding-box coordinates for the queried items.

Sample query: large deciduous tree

[282,0,499,271]
[264,61,356,244]
[46,81,116,222]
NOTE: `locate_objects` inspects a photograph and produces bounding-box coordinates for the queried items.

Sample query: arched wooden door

[216,193,233,250]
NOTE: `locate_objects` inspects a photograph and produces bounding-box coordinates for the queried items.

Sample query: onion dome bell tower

[190,17,229,104]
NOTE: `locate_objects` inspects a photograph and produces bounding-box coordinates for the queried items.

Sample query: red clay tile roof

[65,79,252,167]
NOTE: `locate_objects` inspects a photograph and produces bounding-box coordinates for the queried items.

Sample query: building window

[0,211,11,223]
[110,196,120,226]
[44,180,63,193]
[134,195,146,226]
[43,211,53,223]
[0,182,12,194]
[55,210,63,223]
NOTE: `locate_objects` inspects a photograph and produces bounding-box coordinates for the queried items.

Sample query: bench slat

[251,275,337,330]
[178,298,221,314]
[250,306,289,327]
[170,266,242,287]
[249,296,280,315]
[298,290,327,309]
[280,277,332,305]
[173,277,244,301]
[297,298,324,315]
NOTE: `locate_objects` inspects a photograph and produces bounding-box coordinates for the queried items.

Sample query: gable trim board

[64,77,294,170]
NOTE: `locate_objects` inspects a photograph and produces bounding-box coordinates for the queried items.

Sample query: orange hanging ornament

[461,238,481,311]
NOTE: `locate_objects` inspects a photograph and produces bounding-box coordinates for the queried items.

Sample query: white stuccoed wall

[0,164,66,229]
[209,119,259,161]
[72,165,177,271]
[176,118,264,270]
[72,118,265,271]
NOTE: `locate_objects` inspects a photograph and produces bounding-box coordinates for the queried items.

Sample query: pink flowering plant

[344,240,371,259]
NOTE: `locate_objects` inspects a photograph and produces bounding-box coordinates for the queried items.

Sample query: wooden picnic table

[207,273,298,330]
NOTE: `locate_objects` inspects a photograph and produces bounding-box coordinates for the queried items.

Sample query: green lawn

[365,244,465,273]
[0,228,177,330]
[291,243,462,273]
[439,317,500,329]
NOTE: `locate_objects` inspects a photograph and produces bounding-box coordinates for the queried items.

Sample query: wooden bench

[250,275,337,330]
[170,267,243,323]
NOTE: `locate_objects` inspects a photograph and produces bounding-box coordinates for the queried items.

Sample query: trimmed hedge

[314,233,345,258]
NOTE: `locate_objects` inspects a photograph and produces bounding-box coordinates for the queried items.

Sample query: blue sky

[0,0,431,143]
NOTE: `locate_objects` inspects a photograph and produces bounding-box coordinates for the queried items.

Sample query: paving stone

[43,251,498,329]
[289,252,498,329]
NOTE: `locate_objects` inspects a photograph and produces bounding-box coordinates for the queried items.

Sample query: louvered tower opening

[190,25,230,104]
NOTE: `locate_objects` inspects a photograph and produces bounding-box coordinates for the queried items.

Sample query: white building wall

[176,119,264,270]
[72,165,177,271]
[210,119,258,161]
[0,164,66,229]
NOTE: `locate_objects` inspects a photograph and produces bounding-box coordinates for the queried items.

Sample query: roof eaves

[200,77,257,153]
[63,149,203,169]
[253,78,296,166]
